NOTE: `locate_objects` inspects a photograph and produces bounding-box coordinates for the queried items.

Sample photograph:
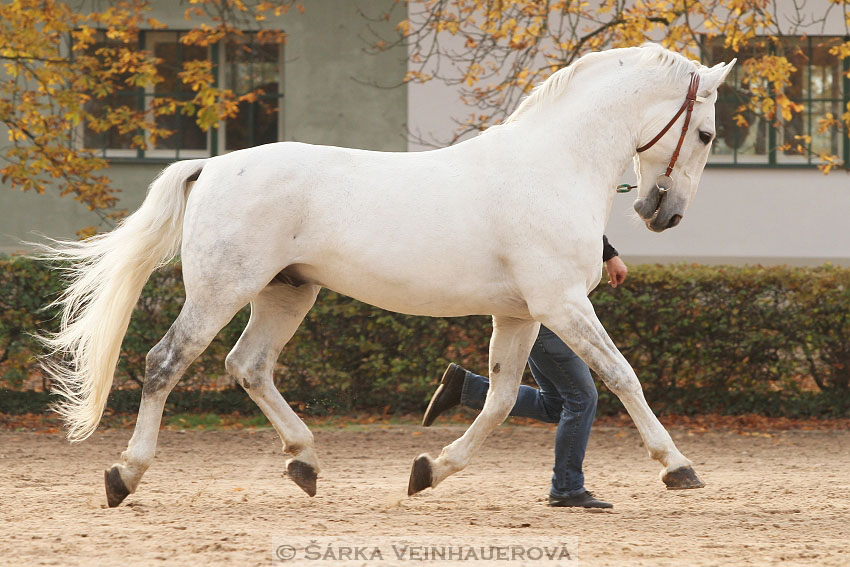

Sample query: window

[705,36,848,167]
[81,35,140,157]
[223,38,282,151]
[148,32,209,158]
[83,30,284,160]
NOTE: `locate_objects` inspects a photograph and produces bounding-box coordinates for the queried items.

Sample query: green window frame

[705,35,849,169]
[82,30,285,162]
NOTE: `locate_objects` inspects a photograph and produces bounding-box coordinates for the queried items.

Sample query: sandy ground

[1,423,848,566]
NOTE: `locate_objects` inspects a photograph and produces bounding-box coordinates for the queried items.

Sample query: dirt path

[2,424,848,566]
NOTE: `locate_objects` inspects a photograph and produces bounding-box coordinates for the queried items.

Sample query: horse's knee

[485,386,516,418]
[602,369,641,398]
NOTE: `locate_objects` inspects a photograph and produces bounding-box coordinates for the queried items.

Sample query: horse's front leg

[408,316,539,495]
[536,294,704,489]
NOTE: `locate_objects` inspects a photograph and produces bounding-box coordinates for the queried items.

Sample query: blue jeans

[460,325,598,497]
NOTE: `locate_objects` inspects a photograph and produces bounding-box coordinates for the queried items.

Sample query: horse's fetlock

[289,446,320,473]
[111,462,144,492]
[649,447,667,462]
[437,449,465,474]
[287,443,303,455]
[287,432,314,456]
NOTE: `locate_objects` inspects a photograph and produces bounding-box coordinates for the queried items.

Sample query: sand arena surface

[1,424,848,566]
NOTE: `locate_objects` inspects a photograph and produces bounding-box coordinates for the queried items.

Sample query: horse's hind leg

[225,282,321,496]
[104,296,249,507]
[408,316,539,495]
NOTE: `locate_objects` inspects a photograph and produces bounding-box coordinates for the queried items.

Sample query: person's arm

[602,235,618,262]
[602,235,628,288]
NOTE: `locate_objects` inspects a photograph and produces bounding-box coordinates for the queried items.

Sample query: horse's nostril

[667,214,682,228]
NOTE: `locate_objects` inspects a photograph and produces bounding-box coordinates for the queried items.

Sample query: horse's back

[178,142,517,315]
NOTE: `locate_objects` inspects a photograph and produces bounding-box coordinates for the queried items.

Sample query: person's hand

[605,256,628,288]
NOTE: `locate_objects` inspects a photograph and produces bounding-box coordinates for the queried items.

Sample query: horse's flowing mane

[499,43,700,127]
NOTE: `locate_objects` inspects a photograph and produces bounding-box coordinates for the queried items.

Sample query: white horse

[40,43,734,507]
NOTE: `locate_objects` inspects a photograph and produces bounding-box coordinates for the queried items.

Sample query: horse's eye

[699,131,713,145]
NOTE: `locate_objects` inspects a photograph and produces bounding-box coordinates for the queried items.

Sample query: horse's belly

[294,263,530,319]
[342,287,531,319]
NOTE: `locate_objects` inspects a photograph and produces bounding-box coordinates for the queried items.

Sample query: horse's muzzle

[667,214,682,228]
[633,186,663,221]
[648,212,683,232]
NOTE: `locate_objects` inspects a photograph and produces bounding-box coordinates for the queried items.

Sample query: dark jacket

[602,235,618,262]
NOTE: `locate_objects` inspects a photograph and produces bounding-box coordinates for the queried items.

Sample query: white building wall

[605,167,850,266]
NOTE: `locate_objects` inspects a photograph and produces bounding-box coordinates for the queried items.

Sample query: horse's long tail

[38,158,208,442]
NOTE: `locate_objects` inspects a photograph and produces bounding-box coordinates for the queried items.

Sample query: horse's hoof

[104,466,131,507]
[407,454,433,496]
[286,459,318,497]
[662,466,705,490]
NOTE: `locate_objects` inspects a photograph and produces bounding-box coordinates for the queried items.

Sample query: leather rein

[617,72,701,194]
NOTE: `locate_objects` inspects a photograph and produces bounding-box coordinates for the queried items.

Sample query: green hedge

[1,256,849,418]
[593,264,850,416]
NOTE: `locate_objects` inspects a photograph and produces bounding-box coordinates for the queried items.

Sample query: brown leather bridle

[618,72,701,194]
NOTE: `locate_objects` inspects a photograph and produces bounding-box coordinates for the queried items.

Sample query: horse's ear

[697,59,736,98]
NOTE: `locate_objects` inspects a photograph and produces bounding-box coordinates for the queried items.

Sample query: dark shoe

[548,490,613,509]
[421,363,467,426]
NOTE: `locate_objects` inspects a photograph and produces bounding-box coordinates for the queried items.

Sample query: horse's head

[632,58,736,232]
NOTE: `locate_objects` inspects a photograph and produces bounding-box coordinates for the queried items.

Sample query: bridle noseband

[617,72,701,194]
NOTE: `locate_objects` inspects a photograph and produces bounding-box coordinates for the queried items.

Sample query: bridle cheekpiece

[617,72,701,194]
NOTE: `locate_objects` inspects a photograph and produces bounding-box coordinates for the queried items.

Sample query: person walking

[421,236,627,509]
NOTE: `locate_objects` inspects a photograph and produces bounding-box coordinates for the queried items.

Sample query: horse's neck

[495,74,642,217]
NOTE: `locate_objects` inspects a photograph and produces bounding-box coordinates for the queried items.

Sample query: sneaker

[421,363,467,426]
[548,490,613,509]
